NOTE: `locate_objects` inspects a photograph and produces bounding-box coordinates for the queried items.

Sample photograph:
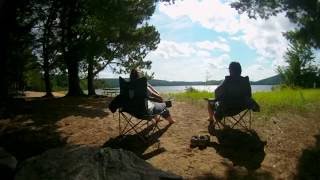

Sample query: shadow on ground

[103,123,171,160]
[295,132,320,179]
[207,122,267,172]
[0,96,110,161]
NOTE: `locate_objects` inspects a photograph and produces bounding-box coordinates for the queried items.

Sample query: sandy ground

[23,91,65,97]
[1,92,320,179]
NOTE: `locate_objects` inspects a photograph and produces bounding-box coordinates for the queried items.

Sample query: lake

[95,85,273,95]
[152,85,273,93]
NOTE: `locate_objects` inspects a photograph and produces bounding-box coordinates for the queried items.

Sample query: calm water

[95,85,273,95]
[152,85,273,93]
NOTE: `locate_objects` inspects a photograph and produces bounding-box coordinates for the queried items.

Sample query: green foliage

[277,41,319,88]
[1,0,172,97]
[24,68,45,91]
[168,90,213,102]
[231,0,320,48]
[185,87,199,93]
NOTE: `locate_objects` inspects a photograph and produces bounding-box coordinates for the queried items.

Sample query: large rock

[0,147,17,180]
[15,146,180,180]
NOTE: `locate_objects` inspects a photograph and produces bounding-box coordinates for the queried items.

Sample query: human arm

[214,79,226,100]
[147,83,163,102]
[245,76,252,98]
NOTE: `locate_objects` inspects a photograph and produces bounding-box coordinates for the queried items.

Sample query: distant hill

[148,79,222,86]
[101,75,281,87]
[100,78,222,87]
[251,74,282,85]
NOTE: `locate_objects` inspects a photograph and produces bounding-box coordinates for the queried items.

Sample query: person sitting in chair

[129,69,175,124]
[207,61,259,122]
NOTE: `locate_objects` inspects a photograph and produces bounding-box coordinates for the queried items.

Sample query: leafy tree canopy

[278,40,319,87]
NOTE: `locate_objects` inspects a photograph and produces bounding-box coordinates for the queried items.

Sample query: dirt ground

[1,93,320,179]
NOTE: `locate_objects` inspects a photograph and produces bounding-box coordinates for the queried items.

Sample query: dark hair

[130,68,140,81]
[229,61,242,76]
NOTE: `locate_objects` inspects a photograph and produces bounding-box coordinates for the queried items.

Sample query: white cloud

[239,13,294,66]
[158,0,296,69]
[243,64,277,81]
[145,40,230,81]
[195,40,230,52]
[218,36,227,42]
[229,36,242,41]
[153,41,196,59]
[196,50,211,57]
[153,40,230,60]
[98,0,297,81]
[159,0,241,34]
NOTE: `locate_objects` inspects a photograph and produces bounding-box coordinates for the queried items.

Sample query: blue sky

[100,0,298,81]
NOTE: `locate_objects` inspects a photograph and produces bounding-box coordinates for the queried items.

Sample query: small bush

[185,86,198,93]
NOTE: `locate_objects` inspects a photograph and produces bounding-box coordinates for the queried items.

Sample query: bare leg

[165,115,175,124]
[207,101,214,122]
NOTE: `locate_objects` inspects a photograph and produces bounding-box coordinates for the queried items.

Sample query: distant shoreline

[100,74,281,87]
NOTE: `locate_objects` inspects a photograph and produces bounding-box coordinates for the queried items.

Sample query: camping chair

[209,76,259,130]
[117,77,164,142]
[218,103,253,130]
[208,98,259,131]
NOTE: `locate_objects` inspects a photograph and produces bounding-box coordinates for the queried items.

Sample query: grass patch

[165,88,320,114]
[253,89,320,113]
[166,91,213,102]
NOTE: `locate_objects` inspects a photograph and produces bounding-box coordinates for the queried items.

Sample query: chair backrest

[221,76,252,115]
[119,77,148,118]
[224,76,251,99]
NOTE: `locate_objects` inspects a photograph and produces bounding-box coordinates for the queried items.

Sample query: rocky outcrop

[15,146,181,180]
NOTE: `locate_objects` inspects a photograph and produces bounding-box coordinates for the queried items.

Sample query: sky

[99,0,298,81]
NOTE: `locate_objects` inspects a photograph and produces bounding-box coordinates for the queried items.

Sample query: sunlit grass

[253,89,320,113]
[164,88,320,113]
[166,91,213,101]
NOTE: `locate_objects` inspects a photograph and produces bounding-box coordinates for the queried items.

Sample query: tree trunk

[87,56,96,96]
[0,0,13,103]
[0,17,8,101]
[60,0,83,97]
[66,59,83,96]
[0,33,8,103]
[42,1,58,98]
[43,61,53,97]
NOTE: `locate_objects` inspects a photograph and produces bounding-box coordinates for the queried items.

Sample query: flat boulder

[15,146,180,180]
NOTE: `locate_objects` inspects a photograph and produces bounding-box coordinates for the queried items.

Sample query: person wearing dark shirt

[207,62,253,122]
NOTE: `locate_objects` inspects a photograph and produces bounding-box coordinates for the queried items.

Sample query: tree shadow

[102,123,171,160]
[0,96,110,161]
[208,122,267,171]
[295,133,320,179]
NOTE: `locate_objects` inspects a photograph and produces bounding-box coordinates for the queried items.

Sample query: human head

[229,62,242,77]
[130,68,141,81]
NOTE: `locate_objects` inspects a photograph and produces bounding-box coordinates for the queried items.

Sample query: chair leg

[119,112,133,135]
[118,112,161,143]
[222,110,253,130]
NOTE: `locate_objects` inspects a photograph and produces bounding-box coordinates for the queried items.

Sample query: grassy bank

[165,88,320,114]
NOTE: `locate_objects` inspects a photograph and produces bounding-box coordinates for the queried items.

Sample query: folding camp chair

[208,98,259,131]
[218,107,253,130]
[117,77,164,142]
[207,75,260,131]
